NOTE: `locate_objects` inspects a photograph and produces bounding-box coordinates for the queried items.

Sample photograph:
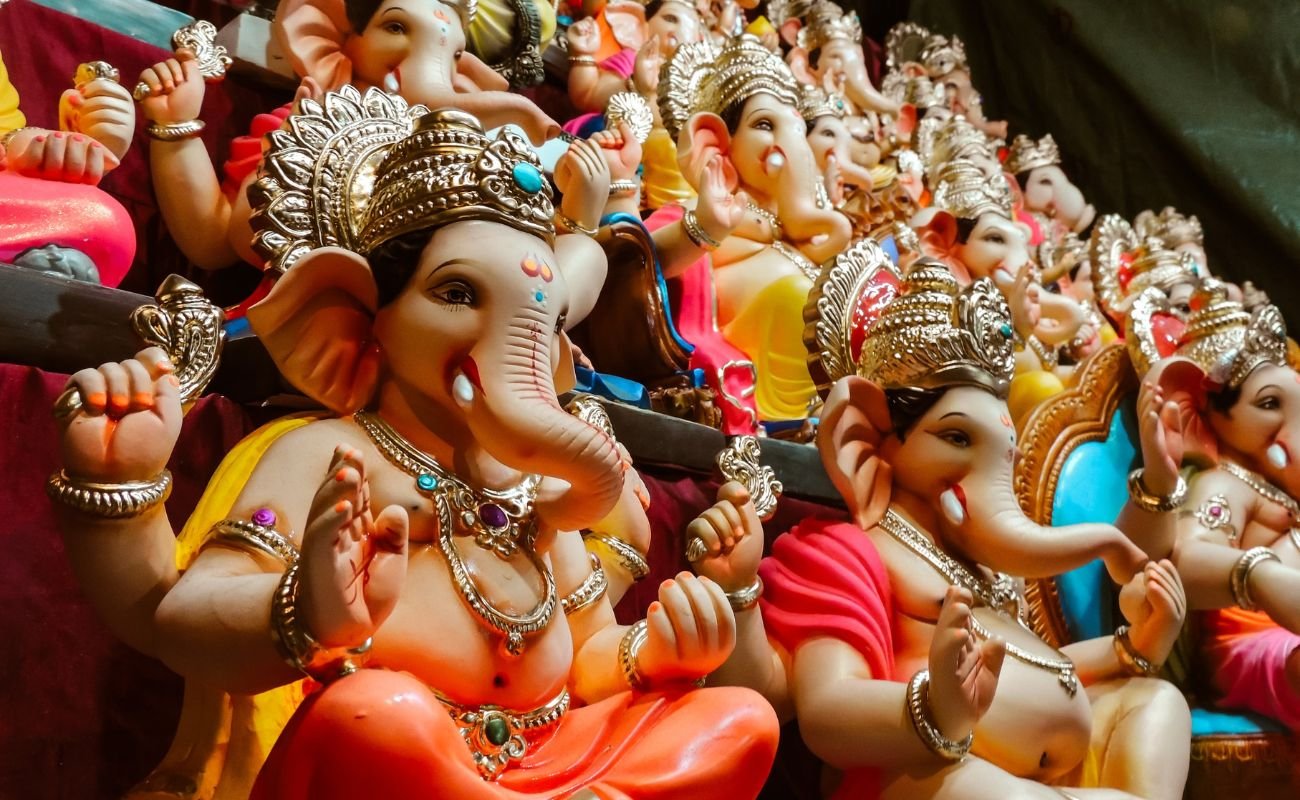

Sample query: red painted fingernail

[334,500,349,513]
[335,469,348,482]
[87,392,106,406]
[167,375,179,387]
[53,132,64,139]
[34,135,46,142]
[661,580,674,589]
[110,393,127,407]
[649,601,661,612]
[133,392,154,406]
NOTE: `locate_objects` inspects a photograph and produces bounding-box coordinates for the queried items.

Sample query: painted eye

[1256,396,1281,411]
[985,233,1006,244]
[752,118,773,131]
[384,21,406,35]
[938,430,971,448]
[433,280,475,306]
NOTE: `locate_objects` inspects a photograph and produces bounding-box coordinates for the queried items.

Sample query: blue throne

[1014,344,1295,798]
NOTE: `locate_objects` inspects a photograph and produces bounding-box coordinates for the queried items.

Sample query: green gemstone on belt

[484,715,510,746]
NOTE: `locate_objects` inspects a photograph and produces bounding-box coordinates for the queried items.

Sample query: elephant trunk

[466,307,624,533]
[774,139,852,263]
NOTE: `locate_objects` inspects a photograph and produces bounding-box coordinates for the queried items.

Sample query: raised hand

[693,155,745,245]
[630,36,664,96]
[1136,380,1185,498]
[566,18,602,56]
[554,136,611,231]
[57,347,181,482]
[1,128,119,184]
[996,262,1041,341]
[686,481,764,593]
[137,48,206,125]
[298,447,410,649]
[61,78,136,160]
[638,572,737,683]
[927,587,1005,742]
[589,121,643,183]
[1118,559,1185,668]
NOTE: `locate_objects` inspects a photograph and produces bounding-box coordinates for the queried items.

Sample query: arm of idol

[630,38,666,128]
[1060,559,1185,684]
[1114,380,1184,558]
[652,155,747,278]
[589,122,644,220]
[794,586,1005,770]
[566,19,628,114]
[995,263,1046,373]
[585,441,653,606]
[1173,473,1300,632]
[686,482,794,721]
[135,49,244,270]
[563,529,739,701]
[2,76,132,185]
[555,136,612,234]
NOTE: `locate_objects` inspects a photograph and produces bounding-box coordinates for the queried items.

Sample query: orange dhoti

[251,669,779,800]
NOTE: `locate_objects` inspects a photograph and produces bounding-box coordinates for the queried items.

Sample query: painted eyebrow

[939,411,968,420]
[1253,384,1281,399]
[427,258,488,279]
[381,6,407,18]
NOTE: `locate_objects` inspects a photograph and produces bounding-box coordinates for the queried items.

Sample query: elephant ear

[555,233,609,326]
[912,209,972,283]
[604,1,648,50]
[454,51,510,92]
[787,46,814,85]
[247,247,383,415]
[1148,356,1218,465]
[678,112,739,192]
[817,375,895,529]
[274,0,355,90]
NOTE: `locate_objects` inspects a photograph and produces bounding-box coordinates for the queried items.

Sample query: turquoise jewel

[999,323,1013,339]
[417,473,438,491]
[512,162,543,194]
[534,289,545,302]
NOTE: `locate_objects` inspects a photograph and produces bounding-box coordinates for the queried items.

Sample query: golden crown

[797,2,863,53]
[857,262,1016,396]
[660,34,799,143]
[920,33,966,76]
[250,88,553,272]
[766,0,817,28]
[881,69,945,110]
[1175,280,1288,390]
[931,158,1013,221]
[1088,214,1199,318]
[919,115,995,180]
[1134,205,1204,250]
[1005,133,1060,175]
[799,86,848,121]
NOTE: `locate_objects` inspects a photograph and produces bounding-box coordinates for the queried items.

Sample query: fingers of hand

[657,577,698,655]
[39,133,68,179]
[308,445,366,531]
[675,572,720,655]
[685,516,723,559]
[68,366,109,415]
[140,66,166,94]
[372,504,411,553]
[135,347,175,380]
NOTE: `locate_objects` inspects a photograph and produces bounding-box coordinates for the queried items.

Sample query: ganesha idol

[0,54,136,286]
[47,98,778,798]
[1090,213,1202,328]
[658,34,852,426]
[884,22,1007,141]
[794,1,900,118]
[140,0,560,271]
[1133,281,1300,732]
[688,256,1192,798]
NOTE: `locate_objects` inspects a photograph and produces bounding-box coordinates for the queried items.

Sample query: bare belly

[895,610,1092,781]
[368,545,574,711]
[713,248,809,325]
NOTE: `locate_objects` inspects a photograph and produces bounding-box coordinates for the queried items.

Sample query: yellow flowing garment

[0,50,27,136]
[723,273,818,422]
[642,127,696,210]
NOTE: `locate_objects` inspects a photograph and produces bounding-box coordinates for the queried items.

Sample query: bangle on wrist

[1,125,33,150]
[568,55,598,67]
[618,618,650,690]
[147,119,206,141]
[271,561,372,683]
[205,514,299,567]
[556,210,599,237]
[726,577,763,611]
[682,208,721,250]
[1230,546,1280,611]
[1112,624,1159,676]
[906,669,972,761]
[46,469,172,518]
[608,178,640,197]
[1127,469,1188,513]
[1026,334,1059,370]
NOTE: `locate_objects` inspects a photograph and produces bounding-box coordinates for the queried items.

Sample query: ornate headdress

[1004,133,1060,175]
[799,86,848,122]
[881,69,945,111]
[660,34,799,142]
[766,0,817,29]
[919,115,995,180]
[919,33,967,77]
[857,262,1016,396]
[1089,214,1200,318]
[251,87,553,273]
[931,158,1013,220]
[797,2,863,53]
[1174,280,1288,390]
[1134,206,1204,250]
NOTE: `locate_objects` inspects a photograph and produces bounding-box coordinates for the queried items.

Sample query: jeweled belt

[434,688,570,780]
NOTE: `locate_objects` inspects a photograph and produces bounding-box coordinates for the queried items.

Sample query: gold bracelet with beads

[46,469,172,518]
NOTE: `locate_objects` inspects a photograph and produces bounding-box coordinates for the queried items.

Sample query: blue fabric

[1191,707,1288,736]
[573,367,651,408]
[1049,401,1141,642]
[32,0,192,48]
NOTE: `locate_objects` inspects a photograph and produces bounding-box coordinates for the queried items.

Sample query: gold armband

[46,469,172,518]
[146,119,206,141]
[1229,546,1280,611]
[271,562,371,683]
[1112,624,1159,677]
[906,669,972,761]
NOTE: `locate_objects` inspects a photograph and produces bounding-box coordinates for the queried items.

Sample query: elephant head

[275,0,557,142]
[604,0,702,56]
[817,263,1144,582]
[248,108,621,533]
[1006,134,1096,236]
[667,36,851,263]
[1146,281,1298,493]
[802,92,877,196]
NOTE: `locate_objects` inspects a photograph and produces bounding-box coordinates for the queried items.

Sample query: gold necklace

[1221,460,1300,518]
[771,240,819,282]
[354,411,556,657]
[746,199,784,239]
[879,509,1079,697]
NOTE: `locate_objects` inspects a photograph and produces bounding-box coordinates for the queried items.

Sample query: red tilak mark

[999,414,1013,429]
[458,356,484,394]
[529,322,547,396]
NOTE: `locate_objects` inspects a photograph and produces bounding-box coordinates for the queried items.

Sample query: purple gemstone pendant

[478,503,509,530]
[252,508,277,527]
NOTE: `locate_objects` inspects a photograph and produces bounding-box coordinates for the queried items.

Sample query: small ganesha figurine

[48,95,777,798]
[692,255,1194,799]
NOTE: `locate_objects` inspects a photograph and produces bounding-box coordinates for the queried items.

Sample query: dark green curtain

[910,0,1300,321]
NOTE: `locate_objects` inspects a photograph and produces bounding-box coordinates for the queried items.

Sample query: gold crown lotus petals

[660,34,799,143]
[1005,133,1060,175]
[797,2,863,53]
[360,108,555,252]
[884,21,933,71]
[857,262,1016,396]
[881,70,945,111]
[1134,206,1204,250]
[799,86,848,121]
[1088,214,1200,318]
[931,158,1013,221]
[919,115,994,180]
[1175,280,1288,390]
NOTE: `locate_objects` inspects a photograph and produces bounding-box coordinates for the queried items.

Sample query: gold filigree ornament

[1089,214,1201,319]
[1134,205,1204,250]
[171,20,232,80]
[604,91,654,144]
[930,157,1012,221]
[766,0,817,29]
[660,34,798,143]
[918,115,994,180]
[801,237,901,395]
[73,61,120,88]
[716,435,783,521]
[1174,280,1288,391]
[1004,133,1061,175]
[799,85,848,123]
[1124,287,1182,376]
[884,21,933,72]
[796,2,862,53]
[857,262,1017,397]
